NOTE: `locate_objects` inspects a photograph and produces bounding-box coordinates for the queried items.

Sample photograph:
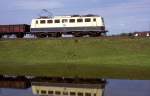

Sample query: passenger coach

[30,15,107,37]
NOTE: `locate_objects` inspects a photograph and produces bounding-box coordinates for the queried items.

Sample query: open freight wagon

[0,24,30,38]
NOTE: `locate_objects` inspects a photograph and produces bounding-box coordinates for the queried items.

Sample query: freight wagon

[0,24,30,38]
[133,31,150,37]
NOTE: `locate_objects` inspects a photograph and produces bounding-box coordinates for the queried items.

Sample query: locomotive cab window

[47,20,53,23]
[85,18,91,22]
[69,19,75,23]
[62,19,68,23]
[40,20,46,24]
[93,18,96,22]
[77,19,83,22]
[55,19,60,23]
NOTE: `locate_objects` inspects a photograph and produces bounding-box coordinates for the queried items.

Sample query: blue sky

[0,0,150,34]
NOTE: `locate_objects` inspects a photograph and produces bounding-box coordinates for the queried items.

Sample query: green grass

[0,37,150,79]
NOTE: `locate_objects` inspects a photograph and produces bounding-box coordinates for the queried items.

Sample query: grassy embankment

[0,37,150,79]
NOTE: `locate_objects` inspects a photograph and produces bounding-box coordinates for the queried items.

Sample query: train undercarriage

[33,31,106,38]
[0,33,25,38]
[0,31,107,39]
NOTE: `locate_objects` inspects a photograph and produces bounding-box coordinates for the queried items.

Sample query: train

[0,14,108,38]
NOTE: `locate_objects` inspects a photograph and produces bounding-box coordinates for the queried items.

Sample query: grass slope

[0,37,150,79]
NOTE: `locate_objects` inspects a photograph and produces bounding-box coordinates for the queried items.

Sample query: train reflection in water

[0,76,107,96]
[31,78,106,96]
[0,75,31,89]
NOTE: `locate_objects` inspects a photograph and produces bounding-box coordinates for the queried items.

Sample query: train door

[93,18,98,26]
[34,20,38,28]
[62,19,68,32]
[62,19,68,27]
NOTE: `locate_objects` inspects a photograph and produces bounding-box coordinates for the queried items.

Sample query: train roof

[32,82,105,89]
[0,24,30,26]
[36,14,101,19]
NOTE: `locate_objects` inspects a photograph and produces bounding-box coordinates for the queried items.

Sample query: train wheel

[48,33,62,38]
[40,34,47,38]
[16,33,24,38]
[73,32,83,37]
[56,32,62,37]
[36,33,47,38]
[47,33,55,38]
[89,32,101,37]
[47,33,52,37]
[36,34,40,38]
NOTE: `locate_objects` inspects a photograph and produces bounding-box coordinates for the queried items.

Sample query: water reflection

[0,76,150,96]
[105,79,150,96]
[32,81,106,96]
[0,76,106,96]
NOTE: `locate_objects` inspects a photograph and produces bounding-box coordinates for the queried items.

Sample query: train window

[62,19,68,23]
[48,91,53,94]
[40,20,46,24]
[41,90,47,94]
[85,18,91,22]
[93,18,96,22]
[36,20,38,24]
[70,92,76,96]
[77,19,83,22]
[47,20,53,23]
[36,90,39,94]
[85,93,91,96]
[69,19,75,23]
[63,91,68,95]
[78,92,83,96]
[55,19,60,23]
[55,91,61,95]
[101,17,104,23]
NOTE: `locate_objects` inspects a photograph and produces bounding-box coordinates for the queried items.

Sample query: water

[105,79,150,96]
[0,76,150,96]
